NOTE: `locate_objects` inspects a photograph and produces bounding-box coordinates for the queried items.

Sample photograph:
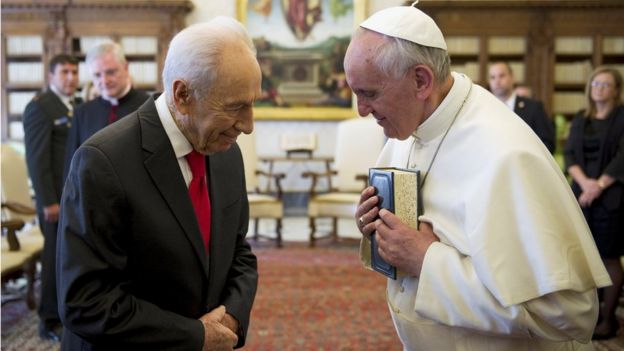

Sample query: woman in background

[564,66,624,340]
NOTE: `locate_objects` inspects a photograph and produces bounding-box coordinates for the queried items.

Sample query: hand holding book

[368,167,421,279]
[356,185,380,241]
[373,212,437,279]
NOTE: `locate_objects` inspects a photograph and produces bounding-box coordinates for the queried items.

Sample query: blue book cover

[368,168,421,280]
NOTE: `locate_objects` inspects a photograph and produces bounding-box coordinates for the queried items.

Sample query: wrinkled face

[89,52,130,99]
[590,72,617,104]
[49,63,79,96]
[344,32,423,140]
[488,63,514,99]
[176,47,262,155]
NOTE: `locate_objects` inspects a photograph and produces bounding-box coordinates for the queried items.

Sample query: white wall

[185,0,235,24]
[184,0,400,191]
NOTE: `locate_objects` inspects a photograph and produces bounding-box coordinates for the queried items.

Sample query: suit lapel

[44,90,70,117]
[138,98,210,280]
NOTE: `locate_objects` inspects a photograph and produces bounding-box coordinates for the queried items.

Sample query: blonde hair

[583,66,623,118]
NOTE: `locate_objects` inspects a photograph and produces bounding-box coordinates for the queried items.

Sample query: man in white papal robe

[346,5,612,351]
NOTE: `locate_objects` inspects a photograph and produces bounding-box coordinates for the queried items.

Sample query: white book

[6,35,43,55]
[121,36,158,55]
[603,37,624,55]
[79,62,91,84]
[8,91,37,114]
[446,36,479,55]
[488,36,526,55]
[553,92,585,114]
[9,121,25,141]
[555,37,593,54]
[128,61,158,84]
[7,62,44,83]
[80,36,112,54]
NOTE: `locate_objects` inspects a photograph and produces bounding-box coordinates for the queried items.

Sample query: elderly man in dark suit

[489,61,556,153]
[57,17,260,351]
[23,53,80,342]
[63,41,148,178]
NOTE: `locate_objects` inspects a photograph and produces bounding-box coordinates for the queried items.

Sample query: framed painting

[237,0,367,120]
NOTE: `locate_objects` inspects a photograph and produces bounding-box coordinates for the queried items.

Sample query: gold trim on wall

[238,0,367,120]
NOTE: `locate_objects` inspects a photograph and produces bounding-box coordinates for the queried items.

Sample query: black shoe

[39,322,62,342]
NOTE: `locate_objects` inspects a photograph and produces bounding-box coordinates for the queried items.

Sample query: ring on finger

[358,216,365,226]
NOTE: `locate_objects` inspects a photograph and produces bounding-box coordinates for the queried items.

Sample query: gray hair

[85,41,127,67]
[162,16,257,102]
[356,28,450,84]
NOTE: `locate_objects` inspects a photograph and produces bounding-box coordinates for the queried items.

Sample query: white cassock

[361,72,611,351]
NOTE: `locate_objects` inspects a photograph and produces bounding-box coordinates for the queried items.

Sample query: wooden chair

[238,133,286,247]
[1,215,39,309]
[1,144,44,254]
[303,117,386,247]
[1,143,44,308]
[1,143,38,222]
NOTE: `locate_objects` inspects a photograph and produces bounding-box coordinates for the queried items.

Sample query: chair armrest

[302,170,338,197]
[2,218,25,251]
[254,170,286,200]
[256,170,285,180]
[2,201,36,215]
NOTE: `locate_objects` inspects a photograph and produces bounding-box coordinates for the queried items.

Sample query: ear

[411,65,435,99]
[172,79,191,115]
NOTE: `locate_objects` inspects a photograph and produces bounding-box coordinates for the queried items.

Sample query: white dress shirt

[155,94,195,188]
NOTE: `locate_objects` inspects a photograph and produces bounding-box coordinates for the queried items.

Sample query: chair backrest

[334,117,386,192]
[1,143,36,222]
[237,132,260,192]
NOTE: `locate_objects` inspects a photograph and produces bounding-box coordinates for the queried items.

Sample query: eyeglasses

[591,81,613,89]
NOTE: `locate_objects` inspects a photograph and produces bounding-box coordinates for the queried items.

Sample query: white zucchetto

[360,5,447,51]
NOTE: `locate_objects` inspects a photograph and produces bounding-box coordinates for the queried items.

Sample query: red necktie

[108,104,119,124]
[186,150,211,252]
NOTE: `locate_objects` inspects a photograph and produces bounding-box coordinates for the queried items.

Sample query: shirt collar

[155,94,193,159]
[49,84,73,110]
[412,72,472,143]
[101,83,132,106]
[504,93,517,111]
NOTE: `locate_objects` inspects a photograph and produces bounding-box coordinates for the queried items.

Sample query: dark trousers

[37,212,60,326]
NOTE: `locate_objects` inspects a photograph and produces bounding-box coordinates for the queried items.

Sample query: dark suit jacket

[64,88,149,179]
[564,105,624,211]
[514,96,555,153]
[23,89,78,210]
[57,97,258,350]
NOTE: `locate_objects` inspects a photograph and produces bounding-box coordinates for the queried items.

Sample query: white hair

[162,16,257,102]
[355,28,450,84]
[85,40,127,67]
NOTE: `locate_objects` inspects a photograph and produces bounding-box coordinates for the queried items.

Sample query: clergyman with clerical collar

[348,4,610,350]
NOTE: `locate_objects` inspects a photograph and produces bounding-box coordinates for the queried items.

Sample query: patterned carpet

[244,242,399,350]
[2,241,623,350]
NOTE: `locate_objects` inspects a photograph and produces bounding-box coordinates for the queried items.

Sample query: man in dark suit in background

[489,61,556,153]
[23,53,80,342]
[64,41,148,177]
[58,17,260,350]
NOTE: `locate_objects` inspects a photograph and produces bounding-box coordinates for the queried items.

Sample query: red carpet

[243,242,401,350]
[3,241,623,350]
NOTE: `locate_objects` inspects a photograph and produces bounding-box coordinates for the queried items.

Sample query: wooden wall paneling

[0,0,193,141]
